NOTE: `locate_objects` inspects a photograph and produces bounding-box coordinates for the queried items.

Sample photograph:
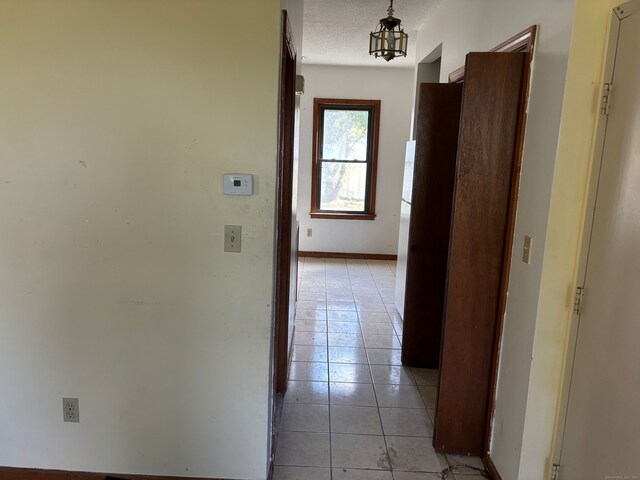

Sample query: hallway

[273,257,487,480]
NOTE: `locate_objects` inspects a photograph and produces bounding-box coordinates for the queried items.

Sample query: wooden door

[401,83,463,368]
[274,11,297,395]
[558,4,640,478]
[434,52,525,455]
[271,11,297,466]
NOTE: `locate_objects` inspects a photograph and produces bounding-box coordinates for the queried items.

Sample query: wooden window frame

[310,98,380,220]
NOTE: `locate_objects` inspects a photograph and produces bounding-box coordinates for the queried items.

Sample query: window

[311,98,380,220]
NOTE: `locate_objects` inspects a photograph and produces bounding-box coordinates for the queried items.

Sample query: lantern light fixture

[369,0,408,62]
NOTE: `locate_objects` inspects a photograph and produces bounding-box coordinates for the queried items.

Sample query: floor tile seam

[359,298,394,474]
[280,427,330,434]
[362,346,404,351]
[328,380,375,385]
[371,384,430,409]
[374,404,429,410]
[289,360,330,364]
[283,404,330,413]
[273,462,330,469]
[323,261,334,480]
[340,256,380,479]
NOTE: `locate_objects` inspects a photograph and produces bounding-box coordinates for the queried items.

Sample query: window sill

[309,212,376,221]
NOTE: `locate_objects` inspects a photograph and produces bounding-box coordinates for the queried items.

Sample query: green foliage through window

[314,101,378,215]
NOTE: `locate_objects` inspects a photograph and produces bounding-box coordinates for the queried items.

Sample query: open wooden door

[401,83,463,368]
[274,11,297,395]
[271,9,297,465]
[434,52,526,455]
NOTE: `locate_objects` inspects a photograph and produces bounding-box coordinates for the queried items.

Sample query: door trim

[448,26,537,83]
[271,8,297,466]
[551,3,624,467]
[481,26,537,468]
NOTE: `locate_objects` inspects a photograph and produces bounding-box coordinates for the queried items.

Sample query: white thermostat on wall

[223,173,253,195]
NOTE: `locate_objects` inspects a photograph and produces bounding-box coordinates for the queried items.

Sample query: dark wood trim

[309,212,375,220]
[483,25,537,458]
[312,98,381,107]
[448,66,465,84]
[267,460,274,480]
[483,454,503,480]
[311,99,319,212]
[448,25,537,83]
[299,251,397,261]
[310,98,381,218]
[274,10,296,393]
[272,8,297,464]
[0,466,223,480]
[492,24,537,55]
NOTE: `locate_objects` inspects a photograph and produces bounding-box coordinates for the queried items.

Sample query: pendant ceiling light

[369,0,408,62]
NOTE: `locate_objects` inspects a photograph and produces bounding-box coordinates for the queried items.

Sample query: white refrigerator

[394,140,416,319]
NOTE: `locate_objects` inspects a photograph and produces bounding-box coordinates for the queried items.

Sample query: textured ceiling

[302,0,443,68]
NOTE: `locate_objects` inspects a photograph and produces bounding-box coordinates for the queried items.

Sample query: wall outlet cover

[63,397,79,423]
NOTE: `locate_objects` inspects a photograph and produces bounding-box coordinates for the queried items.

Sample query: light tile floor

[273,257,488,480]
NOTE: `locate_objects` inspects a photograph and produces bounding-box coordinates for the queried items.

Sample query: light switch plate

[522,235,533,264]
[224,225,242,253]
[223,174,253,195]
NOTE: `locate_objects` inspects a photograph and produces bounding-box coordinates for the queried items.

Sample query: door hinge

[551,463,560,480]
[601,82,613,115]
[574,286,585,315]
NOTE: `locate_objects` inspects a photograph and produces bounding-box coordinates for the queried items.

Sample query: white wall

[0,1,282,479]
[413,1,577,479]
[297,64,413,255]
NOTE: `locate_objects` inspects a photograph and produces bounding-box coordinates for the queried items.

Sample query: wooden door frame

[447,26,537,477]
[274,9,296,394]
[271,8,297,467]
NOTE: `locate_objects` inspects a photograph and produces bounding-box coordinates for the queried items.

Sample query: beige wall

[0,1,281,479]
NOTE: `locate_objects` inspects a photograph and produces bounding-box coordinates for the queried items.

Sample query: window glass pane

[322,109,369,161]
[320,162,367,212]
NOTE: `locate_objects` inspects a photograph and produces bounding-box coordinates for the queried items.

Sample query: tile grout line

[363,259,396,477]
[323,258,334,480]
[373,257,445,474]
[345,260,385,475]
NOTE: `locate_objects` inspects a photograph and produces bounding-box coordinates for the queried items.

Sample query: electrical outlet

[224,225,242,253]
[306,228,312,237]
[63,398,79,423]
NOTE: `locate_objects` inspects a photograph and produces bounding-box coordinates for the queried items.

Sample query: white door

[558,3,640,479]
